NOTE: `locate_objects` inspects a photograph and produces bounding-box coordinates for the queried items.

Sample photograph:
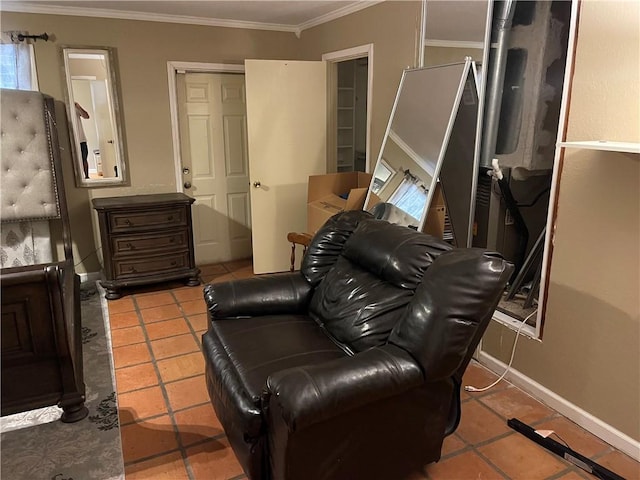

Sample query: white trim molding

[166,61,245,193]
[1,1,382,35]
[478,351,640,462]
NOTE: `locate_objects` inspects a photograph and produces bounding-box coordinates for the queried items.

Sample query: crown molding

[0,2,299,33]
[1,1,381,34]
[296,1,384,35]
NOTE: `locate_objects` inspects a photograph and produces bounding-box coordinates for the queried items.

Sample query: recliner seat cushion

[203,314,348,439]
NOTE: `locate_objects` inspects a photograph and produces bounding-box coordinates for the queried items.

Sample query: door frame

[167,61,245,192]
[322,44,373,172]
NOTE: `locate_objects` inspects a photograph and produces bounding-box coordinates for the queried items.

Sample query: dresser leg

[60,396,89,423]
[103,285,122,300]
[186,275,201,287]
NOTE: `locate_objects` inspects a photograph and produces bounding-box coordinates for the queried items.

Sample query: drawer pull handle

[170,261,177,266]
[125,242,134,249]
[127,267,137,273]
[124,219,132,226]
[167,215,174,221]
[169,238,175,243]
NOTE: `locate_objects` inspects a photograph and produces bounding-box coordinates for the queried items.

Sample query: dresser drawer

[113,252,190,279]
[111,230,188,256]
[108,206,187,233]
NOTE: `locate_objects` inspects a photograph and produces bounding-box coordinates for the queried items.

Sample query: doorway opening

[323,44,373,173]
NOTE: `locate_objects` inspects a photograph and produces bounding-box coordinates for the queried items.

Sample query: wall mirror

[365,60,478,242]
[61,46,127,187]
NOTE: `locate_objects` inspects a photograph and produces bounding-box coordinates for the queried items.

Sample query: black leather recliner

[202,211,513,480]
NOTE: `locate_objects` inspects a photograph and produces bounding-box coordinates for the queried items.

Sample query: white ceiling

[1,1,381,34]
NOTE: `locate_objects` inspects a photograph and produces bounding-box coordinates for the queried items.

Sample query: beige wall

[481,1,640,441]
[1,12,300,272]
[298,1,424,168]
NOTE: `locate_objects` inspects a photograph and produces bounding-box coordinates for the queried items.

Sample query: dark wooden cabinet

[93,193,201,299]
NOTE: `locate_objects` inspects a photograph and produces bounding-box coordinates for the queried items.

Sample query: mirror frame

[364,60,476,236]
[60,45,128,188]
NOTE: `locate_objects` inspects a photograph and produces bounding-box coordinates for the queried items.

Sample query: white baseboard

[78,271,102,284]
[478,350,640,461]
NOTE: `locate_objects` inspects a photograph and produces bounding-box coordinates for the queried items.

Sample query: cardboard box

[307,172,372,233]
[423,183,447,239]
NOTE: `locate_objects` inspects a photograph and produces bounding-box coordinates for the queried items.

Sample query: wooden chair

[286,232,313,271]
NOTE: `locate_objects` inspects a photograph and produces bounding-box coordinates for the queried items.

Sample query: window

[389,174,428,221]
[0,43,38,90]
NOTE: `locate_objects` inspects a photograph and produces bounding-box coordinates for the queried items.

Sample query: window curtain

[389,171,428,221]
[0,39,39,90]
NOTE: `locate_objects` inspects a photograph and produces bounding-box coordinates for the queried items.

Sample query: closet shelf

[557,140,640,154]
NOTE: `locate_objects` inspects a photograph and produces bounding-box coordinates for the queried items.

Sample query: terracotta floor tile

[223,258,253,272]
[107,297,136,314]
[596,451,640,480]
[124,451,189,480]
[118,385,168,423]
[157,352,205,383]
[462,361,509,399]
[187,313,208,332]
[207,273,236,284]
[187,438,245,480]
[135,291,177,310]
[145,318,191,340]
[478,432,567,479]
[173,286,205,303]
[113,342,152,369]
[109,311,141,330]
[180,299,207,316]
[151,334,200,360]
[173,403,224,447]
[232,266,255,279]
[115,362,159,394]
[425,450,503,479]
[165,375,210,411]
[120,415,179,463]
[199,264,228,276]
[111,325,146,348]
[554,472,590,480]
[455,399,511,445]
[479,386,555,424]
[440,433,467,457]
[534,416,609,458]
[140,304,183,324]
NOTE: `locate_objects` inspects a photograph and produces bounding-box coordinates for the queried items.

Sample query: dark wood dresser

[92,193,201,299]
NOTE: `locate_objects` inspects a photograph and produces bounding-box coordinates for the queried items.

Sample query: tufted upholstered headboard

[1,89,61,222]
[0,89,72,269]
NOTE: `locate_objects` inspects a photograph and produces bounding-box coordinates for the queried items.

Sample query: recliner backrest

[306,215,452,353]
[388,248,513,381]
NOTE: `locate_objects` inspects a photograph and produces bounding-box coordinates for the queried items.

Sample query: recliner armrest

[265,344,423,432]
[204,272,313,319]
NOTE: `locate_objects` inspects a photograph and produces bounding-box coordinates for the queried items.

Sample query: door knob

[253,181,261,188]
[184,181,192,189]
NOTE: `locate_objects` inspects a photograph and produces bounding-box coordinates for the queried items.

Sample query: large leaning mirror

[365,61,478,246]
[61,46,127,187]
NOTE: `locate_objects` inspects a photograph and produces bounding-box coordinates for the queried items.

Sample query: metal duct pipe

[480,0,516,167]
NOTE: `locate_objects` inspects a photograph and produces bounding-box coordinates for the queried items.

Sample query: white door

[90,80,118,178]
[178,72,252,265]
[245,60,328,274]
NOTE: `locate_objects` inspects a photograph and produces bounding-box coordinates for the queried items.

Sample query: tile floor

[107,259,639,480]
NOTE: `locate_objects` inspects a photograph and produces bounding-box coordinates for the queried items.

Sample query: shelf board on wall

[558,140,640,154]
